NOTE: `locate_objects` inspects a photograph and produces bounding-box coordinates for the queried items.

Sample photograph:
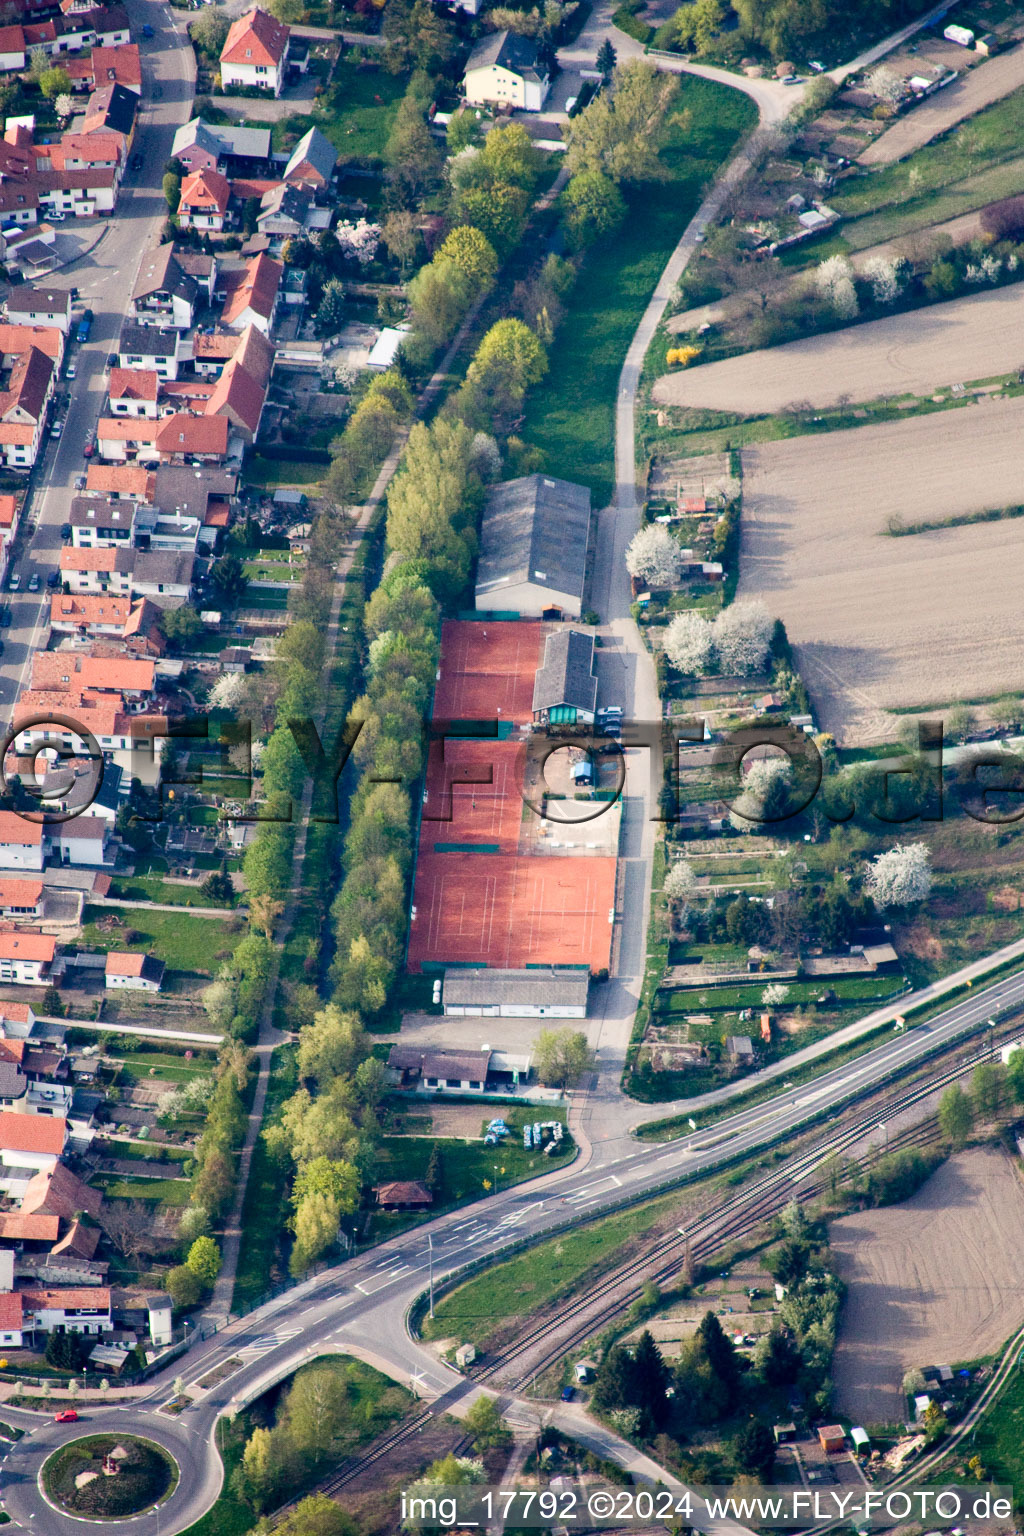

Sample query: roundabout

[40,1435,178,1521]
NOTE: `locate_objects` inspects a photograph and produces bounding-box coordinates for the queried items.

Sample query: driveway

[209,78,316,120]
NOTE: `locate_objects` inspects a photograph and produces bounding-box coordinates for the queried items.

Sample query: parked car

[83,441,94,458]
[561,1387,574,1401]
[72,477,85,492]
[131,152,143,171]
[28,573,39,592]
[50,420,63,439]
[46,571,60,589]
[106,354,117,370]
[54,1410,79,1423]
[66,362,76,379]
[61,521,73,538]
[0,609,11,627]
[69,286,79,300]
[76,309,93,343]
[141,21,153,34]
[8,573,19,591]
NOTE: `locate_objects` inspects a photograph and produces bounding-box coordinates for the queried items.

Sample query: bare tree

[102,1200,160,1263]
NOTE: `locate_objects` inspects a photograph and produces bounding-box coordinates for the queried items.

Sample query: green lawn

[274,59,406,164]
[243,454,325,491]
[232,1047,298,1314]
[421,1189,682,1345]
[177,1420,251,1536]
[79,905,236,976]
[520,77,756,506]
[92,1175,191,1206]
[373,1107,571,1217]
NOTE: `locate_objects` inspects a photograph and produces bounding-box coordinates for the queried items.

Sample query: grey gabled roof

[258,181,311,224]
[532,628,597,715]
[118,322,179,358]
[283,125,336,185]
[476,474,591,603]
[465,28,545,81]
[132,243,199,309]
[172,118,271,163]
[444,967,589,1009]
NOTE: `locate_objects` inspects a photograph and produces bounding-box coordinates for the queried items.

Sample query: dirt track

[653,285,1024,416]
[737,394,1024,743]
[859,47,1024,167]
[830,1149,1024,1425]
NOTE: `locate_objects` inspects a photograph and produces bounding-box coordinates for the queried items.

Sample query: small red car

[54,1410,79,1423]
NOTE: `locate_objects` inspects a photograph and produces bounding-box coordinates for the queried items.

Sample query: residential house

[22,1161,101,1220]
[170,118,271,175]
[388,1044,493,1095]
[59,544,133,595]
[80,80,137,149]
[88,43,141,92]
[130,244,203,331]
[154,413,229,464]
[475,474,591,618]
[531,629,598,727]
[463,31,550,112]
[18,1285,112,1336]
[0,878,43,918]
[219,252,282,333]
[30,652,155,699]
[116,323,185,380]
[0,812,44,872]
[204,321,271,444]
[130,549,194,604]
[219,7,290,96]
[0,26,26,68]
[47,817,113,867]
[48,593,133,638]
[96,416,158,461]
[107,367,158,417]
[0,1112,66,1197]
[0,344,55,469]
[257,180,311,239]
[374,1180,432,1210]
[104,952,164,991]
[176,167,230,232]
[70,496,138,544]
[192,331,239,378]
[5,288,71,333]
[0,931,54,985]
[282,124,335,188]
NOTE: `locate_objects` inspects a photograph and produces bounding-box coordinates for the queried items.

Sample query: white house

[46,818,113,868]
[105,952,164,992]
[20,1286,112,1336]
[463,31,550,112]
[5,287,71,335]
[116,323,185,381]
[219,7,290,96]
[0,1111,66,1196]
[0,813,44,872]
[0,931,55,985]
[443,966,589,1018]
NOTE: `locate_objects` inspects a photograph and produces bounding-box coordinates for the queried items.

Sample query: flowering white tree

[863,253,902,306]
[865,64,904,107]
[663,610,715,675]
[714,601,773,675]
[863,842,932,908]
[470,431,501,480]
[664,860,696,901]
[209,672,246,709]
[333,219,381,267]
[55,92,74,119]
[762,982,790,1008]
[626,524,683,587]
[815,254,859,319]
[729,756,792,829]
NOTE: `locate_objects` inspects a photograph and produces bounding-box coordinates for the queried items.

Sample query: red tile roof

[221,253,282,327]
[0,1212,59,1242]
[0,1111,66,1154]
[20,1286,110,1311]
[0,931,55,963]
[179,167,230,215]
[0,325,63,361]
[0,1291,22,1330]
[90,43,141,89]
[104,951,145,976]
[108,367,158,401]
[155,412,228,457]
[22,1163,101,1219]
[0,812,42,846]
[84,464,152,497]
[0,878,43,909]
[50,593,132,627]
[60,545,118,572]
[221,6,288,67]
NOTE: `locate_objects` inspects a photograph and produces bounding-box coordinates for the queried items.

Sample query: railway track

[266,1026,1022,1515]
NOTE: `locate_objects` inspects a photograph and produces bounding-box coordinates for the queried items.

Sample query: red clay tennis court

[432,620,544,727]
[420,738,525,852]
[407,851,616,972]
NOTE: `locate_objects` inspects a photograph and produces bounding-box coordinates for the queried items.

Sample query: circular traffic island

[42,1434,179,1520]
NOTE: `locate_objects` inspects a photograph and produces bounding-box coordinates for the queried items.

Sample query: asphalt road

[0,0,194,730]
[1,961,1019,1535]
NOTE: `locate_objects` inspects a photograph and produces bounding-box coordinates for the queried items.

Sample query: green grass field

[520,77,756,506]
[962,1354,1024,1502]
[421,1190,681,1345]
[79,906,236,976]
[92,1175,191,1206]
[279,60,406,164]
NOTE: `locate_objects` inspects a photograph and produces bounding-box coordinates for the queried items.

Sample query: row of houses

[0,84,137,227]
[174,123,335,238]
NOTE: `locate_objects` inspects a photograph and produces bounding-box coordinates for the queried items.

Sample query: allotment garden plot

[736,395,1024,743]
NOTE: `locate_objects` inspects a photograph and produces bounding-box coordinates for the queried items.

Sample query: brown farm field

[652,286,1024,417]
[830,1150,1024,1426]
[736,396,1024,743]
[859,48,1024,167]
